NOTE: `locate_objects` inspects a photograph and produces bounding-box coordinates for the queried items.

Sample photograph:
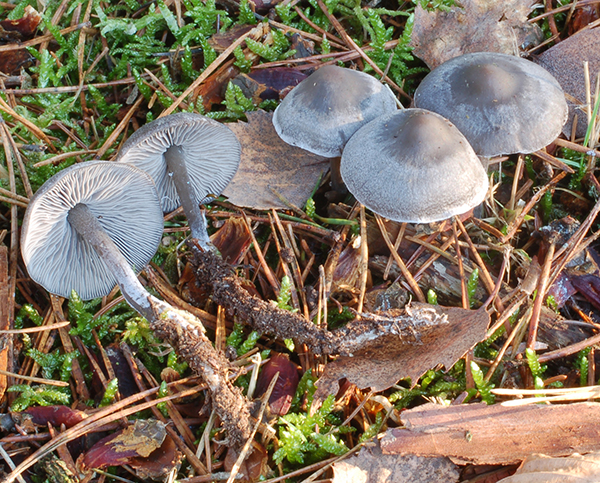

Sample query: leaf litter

[2,0,600,482]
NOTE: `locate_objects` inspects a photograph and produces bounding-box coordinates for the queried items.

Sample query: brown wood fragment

[381,401,600,465]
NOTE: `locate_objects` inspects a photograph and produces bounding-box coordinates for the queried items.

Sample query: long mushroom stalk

[164,145,213,251]
[66,202,252,447]
[20,161,253,453]
[115,113,241,252]
[67,202,156,319]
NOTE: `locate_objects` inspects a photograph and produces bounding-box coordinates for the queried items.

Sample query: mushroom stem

[165,145,213,251]
[67,203,155,320]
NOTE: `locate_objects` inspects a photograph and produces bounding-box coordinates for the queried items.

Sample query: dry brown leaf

[223,110,329,210]
[332,441,459,483]
[410,0,541,69]
[497,452,600,483]
[535,28,600,138]
[313,305,489,408]
[81,419,167,470]
[255,353,299,416]
[129,436,183,480]
[381,402,600,466]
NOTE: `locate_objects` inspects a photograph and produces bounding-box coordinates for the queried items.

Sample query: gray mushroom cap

[116,113,242,213]
[414,52,568,157]
[21,161,164,300]
[272,65,398,158]
[340,109,489,223]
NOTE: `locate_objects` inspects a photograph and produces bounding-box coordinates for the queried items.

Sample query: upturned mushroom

[413,52,568,157]
[21,161,163,315]
[340,109,489,223]
[116,113,242,251]
[20,161,253,448]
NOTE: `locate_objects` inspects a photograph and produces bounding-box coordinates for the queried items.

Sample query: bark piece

[381,402,600,465]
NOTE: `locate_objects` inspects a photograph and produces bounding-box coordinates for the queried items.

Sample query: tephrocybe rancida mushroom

[21,161,252,448]
[115,113,241,252]
[413,52,568,158]
[21,161,163,318]
[340,109,489,223]
[272,64,398,192]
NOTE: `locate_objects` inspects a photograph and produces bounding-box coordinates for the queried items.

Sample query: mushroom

[413,52,568,157]
[116,113,242,251]
[272,65,398,191]
[273,65,398,157]
[20,160,254,450]
[21,161,163,317]
[340,109,489,223]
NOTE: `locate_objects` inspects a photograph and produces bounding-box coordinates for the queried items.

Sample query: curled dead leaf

[223,110,329,210]
[498,452,600,483]
[81,419,167,470]
[313,305,489,410]
[411,0,542,69]
[332,441,459,483]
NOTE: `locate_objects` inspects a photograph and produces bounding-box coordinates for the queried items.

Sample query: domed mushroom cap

[340,109,489,223]
[414,52,568,157]
[116,113,242,213]
[272,65,398,158]
[21,162,164,300]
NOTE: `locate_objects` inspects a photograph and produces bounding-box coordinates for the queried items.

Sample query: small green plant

[99,378,119,407]
[167,351,189,375]
[274,395,348,465]
[156,381,171,417]
[470,361,495,404]
[390,364,466,409]
[277,276,295,311]
[15,304,44,329]
[68,291,135,346]
[246,28,296,62]
[8,385,71,412]
[574,348,591,387]
[412,0,456,11]
[427,289,438,305]
[27,348,79,382]
[226,322,261,357]
[525,348,546,390]
[208,82,256,120]
[467,268,479,308]
[290,369,318,412]
[237,0,258,25]
[358,411,384,443]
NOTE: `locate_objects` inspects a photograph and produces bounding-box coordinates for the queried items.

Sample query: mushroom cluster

[273,54,568,223]
[21,114,251,447]
[22,113,241,306]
